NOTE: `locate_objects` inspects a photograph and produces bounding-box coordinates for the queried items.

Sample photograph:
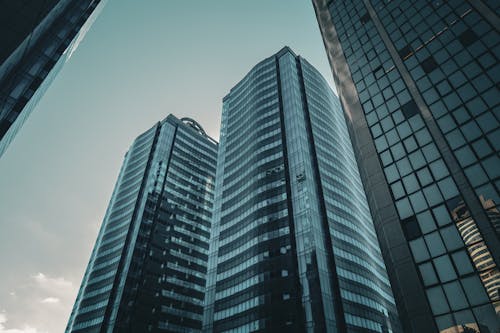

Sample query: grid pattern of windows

[372,0,500,238]
[301,57,400,333]
[204,54,301,332]
[66,115,217,332]
[0,0,103,157]
[204,47,401,333]
[67,125,158,332]
[316,0,500,331]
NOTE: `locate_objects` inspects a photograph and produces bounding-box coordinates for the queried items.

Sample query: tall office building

[66,115,217,332]
[203,47,401,332]
[0,0,105,158]
[313,0,500,332]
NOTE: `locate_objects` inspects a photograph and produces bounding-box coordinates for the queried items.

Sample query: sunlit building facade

[0,0,105,157]
[313,0,500,331]
[203,47,401,333]
[66,115,217,332]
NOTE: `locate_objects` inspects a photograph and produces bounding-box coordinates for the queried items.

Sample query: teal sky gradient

[0,1,335,332]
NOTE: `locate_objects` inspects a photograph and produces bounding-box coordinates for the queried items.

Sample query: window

[421,56,438,73]
[451,251,474,276]
[425,232,446,257]
[402,216,421,240]
[409,238,430,263]
[401,100,419,119]
[417,210,437,234]
[443,281,468,311]
[432,205,451,227]
[360,13,371,23]
[458,29,478,47]
[433,255,457,283]
[398,45,413,59]
[419,262,438,286]
[426,286,450,315]
[461,276,489,306]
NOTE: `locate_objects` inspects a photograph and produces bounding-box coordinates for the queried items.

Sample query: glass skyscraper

[313,0,499,332]
[0,0,105,158]
[66,115,217,332]
[203,47,401,332]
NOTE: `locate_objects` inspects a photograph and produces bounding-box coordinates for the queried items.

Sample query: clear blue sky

[0,1,335,332]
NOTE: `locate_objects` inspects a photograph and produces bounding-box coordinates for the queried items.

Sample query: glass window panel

[433,205,451,226]
[455,145,477,168]
[461,276,489,306]
[423,184,444,207]
[452,107,470,125]
[422,143,440,162]
[391,142,406,160]
[417,210,437,234]
[380,149,393,166]
[391,181,405,199]
[425,232,446,257]
[464,164,489,187]
[435,314,455,332]
[403,136,418,152]
[410,191,428,213]
[426,286,450,315]
[461,121,482,141]
[409,237,430,263]
[476,112,498,133]
[446,129,467,152]
[403,216,421,240]
[396,158,413,176]
[385,164,400,183]
[475,184,500,208]
[402,174,419,194]
[429,159,449,180]
[471,138,492,159]
[453,310,477,329]
[397,121,412,139]
[433,255,457,283]
[409,150,426,169]
[473,304,499,333]
[482,155,500,179]
[440,225,464,251]
[438,177,459,200]
[443,282,469,311]
[417,167,433,186]
[419,262,439,286]
[415,128,432,146]
[451,251,474,276]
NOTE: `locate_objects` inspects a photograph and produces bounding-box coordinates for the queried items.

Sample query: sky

[0,1,336,332]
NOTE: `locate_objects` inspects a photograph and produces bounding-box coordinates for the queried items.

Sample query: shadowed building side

[313,0,500,331]
[66,115,217,332]
[0,0,105,158]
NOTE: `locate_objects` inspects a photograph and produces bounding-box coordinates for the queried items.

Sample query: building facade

[66,115,217,332]
[203,47,401,333]
[0,0,105,158]
[313,0,500,332]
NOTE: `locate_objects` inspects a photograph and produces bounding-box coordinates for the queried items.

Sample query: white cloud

[39,298,59,305]
[0,312,47,333]
[0,273,77,333]
[31,273,73,290]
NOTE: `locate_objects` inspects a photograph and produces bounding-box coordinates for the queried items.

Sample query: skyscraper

[313,1,500,331]
[66,115,217,332]
[0,0,105,158]
[203,47,401,332]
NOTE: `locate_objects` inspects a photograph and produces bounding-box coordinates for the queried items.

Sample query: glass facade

[203,47,400,333]
[0,0,105,158]
[66,115,217,332]
[313,0,500,332]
